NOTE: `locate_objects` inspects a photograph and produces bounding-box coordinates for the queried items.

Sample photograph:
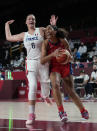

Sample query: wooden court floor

[0,99,97,131]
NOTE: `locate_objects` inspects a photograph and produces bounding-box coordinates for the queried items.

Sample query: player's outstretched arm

[5,20,24,42]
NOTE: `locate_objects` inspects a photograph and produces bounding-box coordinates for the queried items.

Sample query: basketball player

[5,14,58,125]
[41,25,89,122]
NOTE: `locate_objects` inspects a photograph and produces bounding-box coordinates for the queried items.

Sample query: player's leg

[50,72,68,122]
[40,82,52,105]
[39,62,52,105]
[26,71,38,124]
[63,75,89,119]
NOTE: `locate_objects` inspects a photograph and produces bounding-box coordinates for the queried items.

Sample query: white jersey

[23,28,44,60]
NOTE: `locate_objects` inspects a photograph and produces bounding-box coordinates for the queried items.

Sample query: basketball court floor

[0,98,97,131]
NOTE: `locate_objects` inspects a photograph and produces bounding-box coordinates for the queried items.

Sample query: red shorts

[50,63,71,78]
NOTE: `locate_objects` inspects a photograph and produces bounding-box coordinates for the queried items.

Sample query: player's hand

[61,55,72,65]
[69,55,73,61]
[50,15,58,26]
[5,20,15,25]
[52,48,61,57]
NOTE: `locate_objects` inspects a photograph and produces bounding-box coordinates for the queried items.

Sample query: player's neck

[28,28,36,35]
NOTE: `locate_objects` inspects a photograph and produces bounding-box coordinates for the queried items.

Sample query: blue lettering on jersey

[26,36,38,41]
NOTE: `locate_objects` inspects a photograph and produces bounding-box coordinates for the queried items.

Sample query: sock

[58,105,64,113]
[80,107,86,113]
[29,105,35,114]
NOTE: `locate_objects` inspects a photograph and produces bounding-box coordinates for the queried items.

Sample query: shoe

[59,112,68,122]
[81,110,89,119]
[85,94,92,100]
[26,113,35,125]
[26,124,34,130]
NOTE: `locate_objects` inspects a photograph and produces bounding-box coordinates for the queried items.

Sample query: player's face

[45,25,56,39]
[26,15,36,29]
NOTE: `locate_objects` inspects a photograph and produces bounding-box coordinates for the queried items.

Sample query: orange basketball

[56,49,71,64]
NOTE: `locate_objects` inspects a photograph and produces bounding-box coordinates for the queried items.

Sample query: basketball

[56,49,71,64]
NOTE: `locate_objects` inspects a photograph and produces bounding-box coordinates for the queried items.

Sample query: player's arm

[41,40,53,64]
[39,27,46,38]
[60,38,71,54]
[41,40,59,64]
[40,15,58,38]
[5,20,24,42]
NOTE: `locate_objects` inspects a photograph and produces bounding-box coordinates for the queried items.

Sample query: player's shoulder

[44,39,48,43]
[23,32,29,39]
[39,27,45,37]
[39,27,45,30]
[39,27,45,33]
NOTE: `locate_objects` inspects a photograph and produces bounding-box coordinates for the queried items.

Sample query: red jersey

[47,40,64,65]
[47,40,71,78]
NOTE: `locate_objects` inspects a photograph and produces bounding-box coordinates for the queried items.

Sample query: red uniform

[47,40,71,78]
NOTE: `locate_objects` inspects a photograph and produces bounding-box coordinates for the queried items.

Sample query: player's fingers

[8,20,15,24]
[56,16,58,21]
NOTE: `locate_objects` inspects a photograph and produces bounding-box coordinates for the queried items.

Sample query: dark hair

[26,14,36,20]
[56,28,69,39]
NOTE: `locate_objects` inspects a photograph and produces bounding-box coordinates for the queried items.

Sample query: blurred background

[0,0,97,39]
[0,0,97,100]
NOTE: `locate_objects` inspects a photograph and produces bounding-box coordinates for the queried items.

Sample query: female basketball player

[41,25,89,122]
[5,14,58,125]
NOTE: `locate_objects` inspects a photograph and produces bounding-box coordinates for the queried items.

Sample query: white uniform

[23,28,50,100]
[24,28,43,60]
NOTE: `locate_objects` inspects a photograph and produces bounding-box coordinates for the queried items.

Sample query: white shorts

[26,59,50,83]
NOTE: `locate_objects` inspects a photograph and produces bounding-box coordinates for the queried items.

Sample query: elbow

[6,37,14,42]
[6,38,10,41]
[6,36,11,41]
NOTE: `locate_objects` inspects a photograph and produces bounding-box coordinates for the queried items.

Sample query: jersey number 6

[31,43,35,49]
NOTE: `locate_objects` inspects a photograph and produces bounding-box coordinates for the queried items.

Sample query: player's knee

[28,83,37,98]
[69,88,75,96]
[52,83,59,90]
[29,82,37,90]
[64,78,73,88]
[41,83,50,88]
[28,84,37,100]
[28,85,37,94]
